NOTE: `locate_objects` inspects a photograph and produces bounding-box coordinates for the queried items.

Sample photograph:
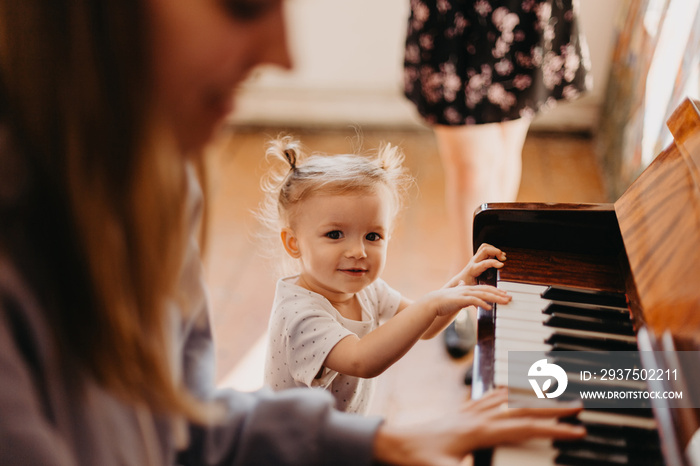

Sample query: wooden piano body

[472,97,700,465]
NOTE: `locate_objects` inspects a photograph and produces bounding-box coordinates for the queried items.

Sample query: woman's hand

[373,388,585,466]
[448,243,507,288]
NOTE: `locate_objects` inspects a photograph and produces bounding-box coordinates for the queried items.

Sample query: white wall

[230,0,625,131]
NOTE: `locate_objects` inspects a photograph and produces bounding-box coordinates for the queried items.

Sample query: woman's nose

[259,3,292,70]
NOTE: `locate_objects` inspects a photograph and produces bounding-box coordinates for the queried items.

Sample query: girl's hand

[423,282,510,317]
[373,389,585,466]
[450,243,507,287]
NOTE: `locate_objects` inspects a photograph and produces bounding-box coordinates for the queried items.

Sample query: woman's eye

[365,232,382,242]
[222,0,275,21]
[325,231,343,240]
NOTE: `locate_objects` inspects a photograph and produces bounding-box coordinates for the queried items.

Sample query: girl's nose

[345,240,367,259]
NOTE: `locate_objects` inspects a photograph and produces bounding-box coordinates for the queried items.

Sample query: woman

[404,0,590,360]
[0,0,584,464]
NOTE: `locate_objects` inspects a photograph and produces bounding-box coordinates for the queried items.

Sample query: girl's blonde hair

[257,135,414,275]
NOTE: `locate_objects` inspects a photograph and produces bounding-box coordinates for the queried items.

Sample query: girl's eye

[222,0,276,21]
[365,232,382,242]
[325,230,343,240]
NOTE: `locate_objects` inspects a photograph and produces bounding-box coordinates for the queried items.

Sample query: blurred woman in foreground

[0,0,584,464]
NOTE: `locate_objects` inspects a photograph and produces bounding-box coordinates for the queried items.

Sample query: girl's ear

[281,228,301,258]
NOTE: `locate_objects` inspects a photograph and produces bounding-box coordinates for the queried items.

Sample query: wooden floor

[202,126,608,426]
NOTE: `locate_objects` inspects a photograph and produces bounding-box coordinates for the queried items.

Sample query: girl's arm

[322,284,509,378]
[396,295,466,340]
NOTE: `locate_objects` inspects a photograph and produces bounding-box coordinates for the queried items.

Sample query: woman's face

[147,0,291,154]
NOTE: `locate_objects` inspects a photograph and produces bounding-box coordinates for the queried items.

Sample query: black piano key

[558,418,662,456]
[554,438,662,459]
[544,313,635,336]
[577,422,661,448]
[546,334,638,352]
[548,351,643,375]
[555,424,664,466]
[561,417,660,440]
[580,405,654,418]
[554,431,659,452]
[543,302,631,322]
[555,447,664,466]
[558,394,653,415]
[541,286,628,308]
[555,448,631,466]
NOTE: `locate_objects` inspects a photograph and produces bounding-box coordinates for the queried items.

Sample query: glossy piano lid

[614,97,700,339]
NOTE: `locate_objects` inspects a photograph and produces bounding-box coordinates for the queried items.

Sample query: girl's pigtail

[257,135,306,277]
[261,135,304,195]
[265,135,302,173]
[375,142,414,215]
[376,142,405,172]
[284,148,297,171]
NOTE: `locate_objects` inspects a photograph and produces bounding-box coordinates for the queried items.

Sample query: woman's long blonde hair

[257,135,414,275]
[0,0,197,417]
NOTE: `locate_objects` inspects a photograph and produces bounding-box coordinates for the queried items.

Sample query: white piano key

[496,315,548,328]
[495,320,638,343]
[496,294,550,311]
[492,439,559,465]
[495,305,547,322]
[578,410,658,430]
[497,280,549,294]
[501,292,549,304]
[495,339,552,352]
[496,310,546,323]
[495,326,547,344]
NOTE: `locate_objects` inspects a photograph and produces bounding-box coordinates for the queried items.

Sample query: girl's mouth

[340,268,367,276]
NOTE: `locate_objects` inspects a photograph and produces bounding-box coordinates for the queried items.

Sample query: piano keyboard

[485,278,664,466]
[494,281,637,390]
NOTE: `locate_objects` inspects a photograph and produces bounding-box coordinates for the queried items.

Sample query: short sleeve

[284,308,353,387]
[366,279,402,321]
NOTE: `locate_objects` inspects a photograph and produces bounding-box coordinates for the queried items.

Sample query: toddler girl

[260,136,510,413]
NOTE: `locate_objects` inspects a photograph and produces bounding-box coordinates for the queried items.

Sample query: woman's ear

[281,228,301,258]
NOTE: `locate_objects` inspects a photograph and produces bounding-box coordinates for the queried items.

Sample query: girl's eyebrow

[318,222,345,229]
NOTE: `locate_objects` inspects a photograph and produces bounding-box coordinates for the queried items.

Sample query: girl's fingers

[471,258,506,275]
[474,244,506,262]
[456,285,510,302]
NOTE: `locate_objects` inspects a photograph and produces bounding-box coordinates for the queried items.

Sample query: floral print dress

[404,0,591,125]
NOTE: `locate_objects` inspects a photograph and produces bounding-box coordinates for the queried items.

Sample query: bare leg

[434,118,531,265]
[434,118,531,361]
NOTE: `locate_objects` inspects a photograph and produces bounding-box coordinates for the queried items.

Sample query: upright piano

[472,97,700,466]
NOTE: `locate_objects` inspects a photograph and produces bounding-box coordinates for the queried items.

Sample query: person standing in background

[404,0,590,360]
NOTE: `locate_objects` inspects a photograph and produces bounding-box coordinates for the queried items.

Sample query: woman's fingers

[463,389,509,413]
[498,401,583,420]
[463,391,585,450]
[484,417,586,447]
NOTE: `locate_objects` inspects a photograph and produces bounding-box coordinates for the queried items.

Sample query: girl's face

[282,190,394,303]
[147,0,291,154]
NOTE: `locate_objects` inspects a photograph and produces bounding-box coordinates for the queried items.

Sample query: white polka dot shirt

[264,276,401,414]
